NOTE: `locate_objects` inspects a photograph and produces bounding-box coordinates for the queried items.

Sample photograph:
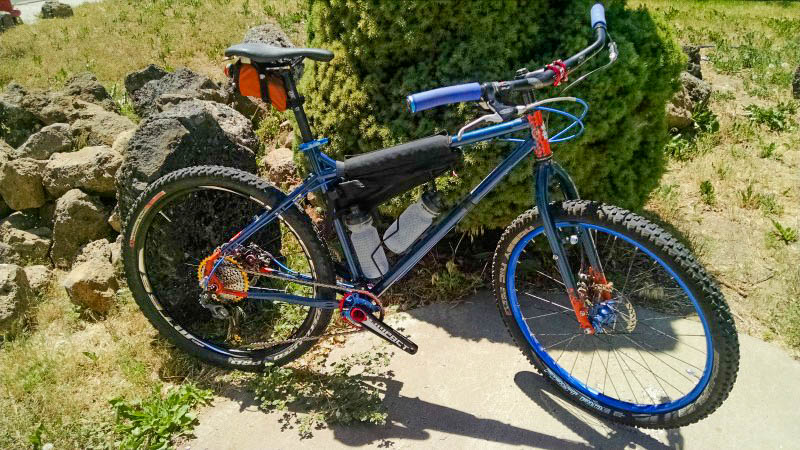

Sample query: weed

[758,142,777,159]
[251,347,392,438]
[758,193,783,216]
[768,220,798,245]
[737,182,759,209]
[699,180,716,206]
[692,105,720,134]
[110,383,213,449]
[745,102,798,132]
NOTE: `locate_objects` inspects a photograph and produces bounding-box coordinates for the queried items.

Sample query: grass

[0,0,307,91]
[637,0,800,353]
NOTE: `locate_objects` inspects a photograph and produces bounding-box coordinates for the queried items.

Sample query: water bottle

[383,191,442,254]
[345,209,389,279]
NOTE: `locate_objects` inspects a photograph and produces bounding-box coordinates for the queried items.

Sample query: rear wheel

[493,201,739,428]
[123,166,336,371]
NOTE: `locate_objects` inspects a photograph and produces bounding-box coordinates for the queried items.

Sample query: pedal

[351,306,418,354]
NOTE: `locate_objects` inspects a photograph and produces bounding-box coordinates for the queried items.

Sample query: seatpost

[281,70,314,143]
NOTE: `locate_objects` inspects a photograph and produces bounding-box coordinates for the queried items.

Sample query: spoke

[597,335,692,392]
[634,320,707,354]
[545,333,583,350]
[535,270,566,287]
[523,309,572,321]
[631,340,670,401]
[619,333,705,376]
[640,314,701,323]
[524,292,572,312]
[556,334,579,363]
[621,247,638,294]
[606,338,639,404]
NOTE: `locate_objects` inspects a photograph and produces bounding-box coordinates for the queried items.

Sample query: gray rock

[75,238,113,265]
[0,84,43,147]
[112,129,135,155]
[129,67,229,119]
[69,101,136,146]
[243,24,303,78]
[0,158,47,210]
[116,99,258,218]
[0,212,51,266]
[62,259,118,314]
[62,73,117,112]
[666,87,693,130]
[682,45,702,80]
[51,189,112,268]
[264,147,296,182]
[681,72,711,105]
[793,65,800,100]
[0,12,18,33]
[23,265,53,294]
[107,204,121,233]
[40,1,73,19]
[125,65,168,96]
[0,264,32,331]
[43,145,122,197]
[13,123,72,160]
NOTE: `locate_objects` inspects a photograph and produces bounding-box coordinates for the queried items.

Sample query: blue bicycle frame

[214,106,602,309]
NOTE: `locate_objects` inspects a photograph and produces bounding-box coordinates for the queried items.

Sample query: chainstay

[236,269,378,351]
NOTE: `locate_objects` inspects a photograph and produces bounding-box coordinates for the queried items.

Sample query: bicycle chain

[230,268,379,351]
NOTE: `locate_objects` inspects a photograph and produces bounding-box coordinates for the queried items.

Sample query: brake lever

[457,113,502,140]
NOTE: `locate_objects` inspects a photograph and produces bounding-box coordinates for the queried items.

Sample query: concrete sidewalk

[189,292,800,449]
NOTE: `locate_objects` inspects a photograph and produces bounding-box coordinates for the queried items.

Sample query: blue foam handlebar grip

[591,3,606,28]
[407,82,482,113]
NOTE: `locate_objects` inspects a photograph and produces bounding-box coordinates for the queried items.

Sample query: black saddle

[224,43,334,65]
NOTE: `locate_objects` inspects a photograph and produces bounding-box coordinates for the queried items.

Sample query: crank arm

[359,310,418,354]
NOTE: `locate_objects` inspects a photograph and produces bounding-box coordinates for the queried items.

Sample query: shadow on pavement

[329,376,591,449]
[514,370,682,449]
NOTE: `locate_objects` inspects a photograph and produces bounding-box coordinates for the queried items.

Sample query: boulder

[43,145,122,197]
[793,65,800,100]
[116,99,258,217]
[38,202,55,227]
[682,45,702,80]
[13,123,72,159]
[0,158,47,210]
[0,264,32,331]
[69,101,136,146]
[0,12,18,33]
[51,189,112,268]
[112,129,135,155]
[62,73,116,112]
[680,72,711,105]
[0,212,51,266]
[264,147,296,182]
[666,87,693,130]
[0,198,9,220]
[40,1,73,19]
[128,67,229,119]
[0,84,43,147]
[124,64,168,96]
[75,238,113,265]
[23,265,53,294]
[62,259,118,314]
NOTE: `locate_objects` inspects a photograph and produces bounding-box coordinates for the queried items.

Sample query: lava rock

[23,265,53,295]
[264,147,297,183]
[128,67,229,119]
[51,189,112,268]
[124,64,168,96]
[13,123,73,159]
[112,129,135,155]
[0,212,52,266]
[41,1,73,19]
[680,72,711,105]
[682,45,702,80]
[43,145,122,198]
[62,73,117,112]
[69,101,136,146]
[0,84,43,147]
[116,99,258,218]
[0,158,47,210]
[0,264,32,331]
[62,258,118,314]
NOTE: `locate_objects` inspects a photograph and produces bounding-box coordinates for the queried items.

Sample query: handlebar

[407,2,608,113]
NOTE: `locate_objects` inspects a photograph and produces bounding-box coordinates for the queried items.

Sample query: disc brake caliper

[197,249,249,301]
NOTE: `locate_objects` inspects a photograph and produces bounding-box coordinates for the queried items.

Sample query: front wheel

[492,201,738,428]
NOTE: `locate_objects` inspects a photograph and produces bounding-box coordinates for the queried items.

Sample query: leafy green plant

[699,180,715,206]
[769,220,798,245]
[251,348,392,439]
[302,0,685,231]
[745,102,798,132]
[758,193,783,216]
[109,383,213,450]
[692,105,720,134]
[737,182,758,209]
[759,142,777,159]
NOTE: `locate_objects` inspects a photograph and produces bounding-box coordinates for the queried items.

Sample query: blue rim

[506,222,714,414]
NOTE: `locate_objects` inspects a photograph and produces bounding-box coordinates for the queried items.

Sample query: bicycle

[123,3,739,428]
